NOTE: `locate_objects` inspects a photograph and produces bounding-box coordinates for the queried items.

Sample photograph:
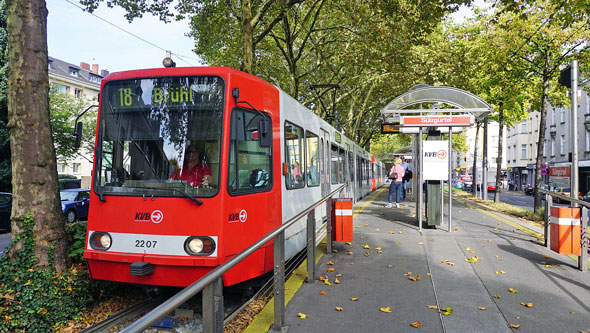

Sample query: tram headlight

[184,236,216,256]
[89,232,112,251]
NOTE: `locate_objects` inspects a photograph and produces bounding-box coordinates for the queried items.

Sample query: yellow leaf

[428,238,434,241]
[508,324,521,329]
[327,268,335,272]
[508,288,518,293]
[23,280,33,286]
[404,272,412,276]
[345,242,352,246]
[488,240,493,243]
[399,231,402,234]
[539,261,546,264]
[324,280,332,285]
[319,275,327,281]
[362,244,371,249]
[441,259,449,263]
[319,291,326,295]
[521,302,534,308]
[298,313,307,319]
[454,227,459,231]
[285,286,289,290]
[410,321,422,328]
[351,297,359,301]
[427,305,438,309]
[544,255,551,259]
[375,229,380,231]
[336,273,342,277]
[398,242,402,245]
[375,247,382,251]
[327,261,334,265]
[545,265,552,268]
[380,306,392,313]
[494,295,501,299]
[335,307,343,311]
[418,242,424,245]
[347,251,353,255]
[465,247,472,251]
[334,278,340,284]
[390,230,395,234]
[500,270,506,274]
[377,250,383,254]
[478,307,487,310]
[494,228,500,231]
[364,223,368,226]
[332,249,338,253]
[408,276,417,281]
[426,273,431,276]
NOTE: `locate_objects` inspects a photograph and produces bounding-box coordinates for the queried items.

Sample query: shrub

[0,218,96,331]
[65,221,87,264]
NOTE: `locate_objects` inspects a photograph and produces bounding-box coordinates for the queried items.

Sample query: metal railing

[122,184,346,332]
[540,188,588,272]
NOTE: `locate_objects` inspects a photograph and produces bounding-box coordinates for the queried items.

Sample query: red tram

[83,66,385,287]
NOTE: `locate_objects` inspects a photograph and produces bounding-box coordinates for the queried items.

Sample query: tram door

[320,129,330,198]
[346,144,353,198]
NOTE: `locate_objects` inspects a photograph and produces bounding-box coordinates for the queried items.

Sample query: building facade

[48,56,109,188]
[461,120,507,186]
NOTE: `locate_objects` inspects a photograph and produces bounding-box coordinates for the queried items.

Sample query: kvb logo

[229,209,248,223]
[437,150,447,159]
[134,210,164,223]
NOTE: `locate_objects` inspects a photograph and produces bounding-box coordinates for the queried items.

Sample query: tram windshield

[95,76,224,198]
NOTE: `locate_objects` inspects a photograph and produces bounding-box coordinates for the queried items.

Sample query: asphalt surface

[280,187,590,332]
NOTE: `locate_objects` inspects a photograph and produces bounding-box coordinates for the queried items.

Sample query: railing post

[580,206,588,272]
[202,277,223,333]
[326,198,333,254]
[545,194,552,248]
[271,231,286,332]
[306,209,316,282]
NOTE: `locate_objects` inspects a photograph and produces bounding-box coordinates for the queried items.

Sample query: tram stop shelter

[380,85,493,230]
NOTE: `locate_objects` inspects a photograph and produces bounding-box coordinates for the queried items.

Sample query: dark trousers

[388,181,403,204]
[402,180,407,199]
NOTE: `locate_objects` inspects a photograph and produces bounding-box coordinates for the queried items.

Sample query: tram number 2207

[135,239,157,248]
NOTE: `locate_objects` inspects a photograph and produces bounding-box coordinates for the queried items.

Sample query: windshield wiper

[137,187,203,205]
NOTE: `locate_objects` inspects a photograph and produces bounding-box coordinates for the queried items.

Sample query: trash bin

[549,206,581,255]
[332,198,353,242]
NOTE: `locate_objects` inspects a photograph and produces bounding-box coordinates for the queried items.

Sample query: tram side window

[306,131,319,187]
[285,121,305,189]
[338,148,345,184]
[228,108,272,194]
[331,145,339,184]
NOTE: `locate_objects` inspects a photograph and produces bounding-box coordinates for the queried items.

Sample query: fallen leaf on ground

[332,249,338,253]
[365,252,370,257]
[327,261,334,265]
[375,247,382,251]
[545,265,553,268]
[362,245,371,249]
[387,265,393,268]
[441,307,453,315]
[520,302,534,308]
[466,256,480,263]
[324,280,332,285]
[336,273,342,277]
[465,247,472,251]
[334,278,341,284]
[494,295,501,299]
[351,297,358,301]
[319,275,327,281]
[364,223,368,226]
[380,306,392,313]
[376,228,380,231]
[335,307,343,311]
[404,272,412,276]
[390,230,395,234]
[469,250,475,254]
[410,321,422,328]
[478,307,487,310]
[426,273,431,276]
[508,288,518,293]
[544,255,551,259]
[298,313,307,319]
[508,324,521,329]
[428,238,434,241]
[488,240,493,243]
[345,242,352,246]
[539,261,546,264]
[427,305,438,309]
[319,291,326,295]
[454,227,459,231]
[347,251,353,255]
[418,242,424,245]
[327,268,335,272]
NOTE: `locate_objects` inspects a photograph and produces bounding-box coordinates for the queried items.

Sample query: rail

[540,189,588,272]
[122,184,347,332]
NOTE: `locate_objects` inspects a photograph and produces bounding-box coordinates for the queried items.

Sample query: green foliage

[0,218,96,331]
[65,222,88,264]
[0,0,10,193]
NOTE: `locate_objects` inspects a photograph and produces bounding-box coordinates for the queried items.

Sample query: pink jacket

[390,165,404,182]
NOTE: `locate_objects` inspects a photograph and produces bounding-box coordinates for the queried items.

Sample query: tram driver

[169,143,212,188]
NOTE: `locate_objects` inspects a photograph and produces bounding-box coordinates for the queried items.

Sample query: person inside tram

[169,143,212,187]
[292,161,303,185]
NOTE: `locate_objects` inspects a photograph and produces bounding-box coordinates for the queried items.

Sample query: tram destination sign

[381,123,401,134]
[400,115,473,127]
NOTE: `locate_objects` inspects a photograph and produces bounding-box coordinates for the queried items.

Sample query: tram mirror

[258,118,272,147]
[74,122,83,149]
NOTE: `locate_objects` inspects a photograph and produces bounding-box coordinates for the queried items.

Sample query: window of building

[72,163,81,174]
[560,108,565,123]
[586,130,590,151]
[521,144,527,159]
[74,88,82,99]
[521,120,527,133]
[57,163,66,173]
[507,146,510,161]
[227,108,272,194]
[284,121,304,189]
[89,74,101,83]
[560,135,566,155]
[58,85,70,94]
[551,108,555,125]
[513,145,516,161]
[305,131,319,187]
[543,141,546,157]
[48,60,53,70]
[551,138,555,156]
[69,67,79,77]
[530,144,533,160]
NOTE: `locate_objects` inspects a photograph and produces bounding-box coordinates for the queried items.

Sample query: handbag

[388,171,398,180]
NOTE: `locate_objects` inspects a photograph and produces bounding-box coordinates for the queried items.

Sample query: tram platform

[247,186,590,332]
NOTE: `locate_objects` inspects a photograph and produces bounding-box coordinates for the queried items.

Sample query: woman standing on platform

[387,158,405,208]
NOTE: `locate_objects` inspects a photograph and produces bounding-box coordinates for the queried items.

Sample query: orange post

[332,198,353,242]
[549,206,581,255]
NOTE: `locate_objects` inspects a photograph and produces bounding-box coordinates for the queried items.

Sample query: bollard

[545,194,552,248]
[306,210,316,282]
[202,277,223,333]
[326,198,333,254]
[271,231,286,332]
[580,207,588,272]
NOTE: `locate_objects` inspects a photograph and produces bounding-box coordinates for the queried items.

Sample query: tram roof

[381,85,493,123]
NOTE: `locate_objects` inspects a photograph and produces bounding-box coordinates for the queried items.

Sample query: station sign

[548,166,570,187]
[400,115,473,127]
[423,140,449,180]
[381,123,400,134]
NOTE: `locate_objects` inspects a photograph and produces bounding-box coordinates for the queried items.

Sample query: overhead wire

[63,0,195,66]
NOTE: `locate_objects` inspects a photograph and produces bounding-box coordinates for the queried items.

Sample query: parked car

[0,192,12,233]
[487,182,497,192]
[60,189,90,223]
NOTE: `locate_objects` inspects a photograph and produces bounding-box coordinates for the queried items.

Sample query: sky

[47,0,485,75]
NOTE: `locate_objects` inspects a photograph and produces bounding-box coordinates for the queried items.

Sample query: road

[485,190,535,210]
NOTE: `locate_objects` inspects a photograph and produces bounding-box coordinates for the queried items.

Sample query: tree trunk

[472,122,480,196]
[6,0,68,271]
[241,0,254,74]
[534,53,550,214]
[494,106,504,203]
